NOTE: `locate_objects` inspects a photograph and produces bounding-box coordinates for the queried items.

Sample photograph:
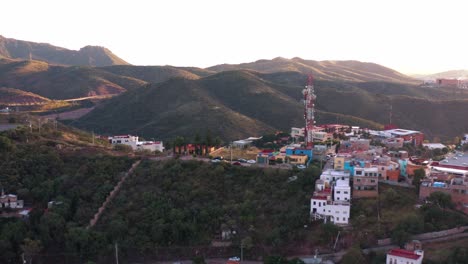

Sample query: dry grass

[210,146,261,160]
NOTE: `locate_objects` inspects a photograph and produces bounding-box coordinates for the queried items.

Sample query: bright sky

[2,0,467,74]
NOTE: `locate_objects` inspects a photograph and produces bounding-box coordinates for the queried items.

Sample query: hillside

[75,75,278,140]
[0,87,50,105]
[74,70,468,141]
[74,71,386,141]
[207,57,418,84]
[0,35,129,66]
[414,69,468,80]
[100,65,211,83]
[0,116,137,263]
[0,59,146,99]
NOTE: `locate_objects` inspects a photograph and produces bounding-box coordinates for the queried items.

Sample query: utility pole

[230,143,233,163]
[92,131,95,145]
[115,242,119,264]
[240,240,244,263]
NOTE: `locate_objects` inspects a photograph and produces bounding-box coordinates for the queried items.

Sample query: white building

[137,141,164,152]
[311,172,351,225]
[310,196,350,225]
[386,248,423,264]
[109,135,164,152]
[334,179,351,202]
[291,127,305,138]
[0,190,23,209]
[109,135,139,149]
[320,169,351,185]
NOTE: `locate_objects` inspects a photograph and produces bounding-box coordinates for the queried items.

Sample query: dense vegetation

[0,124,135,263]
[350,184,468,248]
[97,160,321,254]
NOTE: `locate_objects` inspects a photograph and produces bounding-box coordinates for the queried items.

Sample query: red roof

[311,196,327,200]
[388,249,421,260]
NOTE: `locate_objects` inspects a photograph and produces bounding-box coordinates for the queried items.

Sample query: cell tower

[303,74,316,148]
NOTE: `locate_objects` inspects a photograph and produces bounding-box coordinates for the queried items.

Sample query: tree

[205,130,213,155]
[427,191,453,209]
[21,238,42,264]
[113,144,133,153]
[192,256,206,264]
[321,223,341,245]
[391,228,410,248]
[341,246,366,264]
[412,168,426,193]
[194,132,201,155]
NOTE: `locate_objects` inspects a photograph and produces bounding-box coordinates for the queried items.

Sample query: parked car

[211,159,221,163]
[237,158,247,163]
[247,159,256,164]
[232,161,241,165]
[297,165,306,169]
[213,156,224,160]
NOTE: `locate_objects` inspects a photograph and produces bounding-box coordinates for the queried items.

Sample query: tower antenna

[302,74,316,148]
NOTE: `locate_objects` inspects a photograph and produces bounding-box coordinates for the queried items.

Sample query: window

[344,191,348,194]
[356,179,361,182]
[313,201,316,205]
[337,191,341,194]
[371,180,376,183]
[337,197,340,200]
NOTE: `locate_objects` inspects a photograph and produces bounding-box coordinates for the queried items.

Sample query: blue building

[343,160,365,176]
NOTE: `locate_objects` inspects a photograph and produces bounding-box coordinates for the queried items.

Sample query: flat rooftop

[439,152,468,168]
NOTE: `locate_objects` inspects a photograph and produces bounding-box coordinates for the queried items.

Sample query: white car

[297,165,306,169]
[211,159,221,163]
[247,159,256,164]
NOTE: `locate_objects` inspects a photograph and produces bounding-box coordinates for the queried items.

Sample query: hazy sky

[2,0,467,74]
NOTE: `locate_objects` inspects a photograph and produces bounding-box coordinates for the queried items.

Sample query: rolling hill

[74,70,468,142]
[0,87,50,105]
[207,57,418,84]
[0,59,146,99]
[0,35,129,66]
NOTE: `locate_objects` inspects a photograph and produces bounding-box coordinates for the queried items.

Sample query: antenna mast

[303,74,316,148]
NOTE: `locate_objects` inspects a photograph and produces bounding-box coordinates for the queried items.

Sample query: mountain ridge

[0,35,129,67]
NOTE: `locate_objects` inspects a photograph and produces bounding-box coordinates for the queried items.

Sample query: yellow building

[334,156,345,170]
[288,154,308,165]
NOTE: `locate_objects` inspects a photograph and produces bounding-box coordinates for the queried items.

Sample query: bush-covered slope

[208,57,418,84]
[0,59,146,99]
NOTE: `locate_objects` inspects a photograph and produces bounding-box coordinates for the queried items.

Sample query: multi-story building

[340,138,370,153]
[311,171,351,225]
[386,248,424,264]
[320,169,351,184]
[109,135,139,149]
[109,135,164,152]
[353,167,379,198]
[290,127,305,139]
[334,179,351,202]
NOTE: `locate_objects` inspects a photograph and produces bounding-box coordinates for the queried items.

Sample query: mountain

[0,87,49,105]
[207,57,418,84]
[74,69,468,142]
[0,35,129,66]
[414,70,468,80]
[100,65,214,83]
[0,59,146,99]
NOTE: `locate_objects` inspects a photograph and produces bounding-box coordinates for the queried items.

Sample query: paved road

[0,124,20,131]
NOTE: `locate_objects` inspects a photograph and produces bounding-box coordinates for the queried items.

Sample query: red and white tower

[303,75,316,148]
